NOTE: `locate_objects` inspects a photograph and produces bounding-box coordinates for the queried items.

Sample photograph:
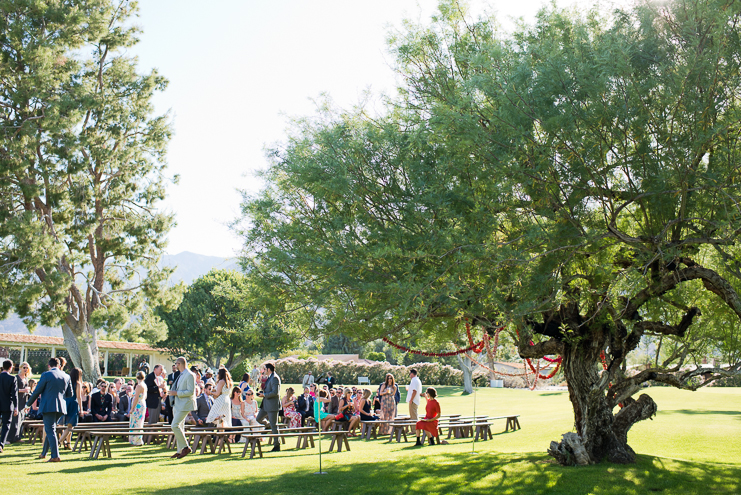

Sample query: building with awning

[0,333,175,376]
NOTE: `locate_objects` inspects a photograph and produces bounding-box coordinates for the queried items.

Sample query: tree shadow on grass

[668,409,741,418]
[129,451,741,495]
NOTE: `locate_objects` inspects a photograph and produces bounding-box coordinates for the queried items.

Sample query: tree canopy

[0,0,177,380]
[156,269,299,371]
[237,0,741,464]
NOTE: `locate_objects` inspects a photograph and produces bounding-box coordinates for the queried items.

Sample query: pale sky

[132,0,599,258]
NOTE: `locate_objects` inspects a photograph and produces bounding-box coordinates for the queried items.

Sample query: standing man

[407,369,422,434]
[249,364,260,387]
[0,359,18,454]
[167,356,197,459]
[325,371,336,390]
[302,370,315,389]
[144,365,165,424]
[24,357,72,462]
[144,364,165,441]
[256,363,281,451]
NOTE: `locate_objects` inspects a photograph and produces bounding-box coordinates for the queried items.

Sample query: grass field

[1,385,739,495]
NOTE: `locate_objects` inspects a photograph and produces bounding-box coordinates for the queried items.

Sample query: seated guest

[296,387,315,426]
[315,390,334,431]
[282,388,302,428]
[188,384,213,426]
[27,380,39,420]
[415,387,441,446]
[91,381,113,422]
[309,383,317,398]
[114,385,134,422]
[358,389,379,422]
[79,383,93,423]
[242,389,260,427]
[320,388,340,431]
[230,386,246,442]
[238,373,250,400]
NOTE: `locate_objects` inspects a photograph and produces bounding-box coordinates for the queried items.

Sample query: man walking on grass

[407,369,422,434]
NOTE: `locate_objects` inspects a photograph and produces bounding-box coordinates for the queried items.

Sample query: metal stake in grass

[315,417,327,475]
[471,379,477,455]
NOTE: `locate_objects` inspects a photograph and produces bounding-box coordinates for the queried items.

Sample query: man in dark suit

[256,363,281,451]
[0,359,18,454]
[90,382,113,422]
[187,384,213,426]
[326,371,336,389]
[24,357,72,461]
[296,386,315,426]
[113,385,133,422]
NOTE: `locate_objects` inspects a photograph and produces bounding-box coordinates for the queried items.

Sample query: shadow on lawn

[128,451,741,495]
[669,409,741,418]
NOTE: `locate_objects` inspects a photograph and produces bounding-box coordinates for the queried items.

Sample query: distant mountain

[161,251,239,285]
[1,251,240,337]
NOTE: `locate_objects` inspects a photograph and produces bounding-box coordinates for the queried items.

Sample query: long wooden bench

[240,430,350,459]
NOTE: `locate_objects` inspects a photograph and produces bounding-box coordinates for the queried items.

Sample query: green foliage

[236,0,741,392]
[0,0,176,379]
[156,269,299,370]
[365,351,386,362]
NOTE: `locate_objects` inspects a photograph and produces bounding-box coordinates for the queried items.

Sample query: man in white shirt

[406,368,422,433]
[302,371,314,389]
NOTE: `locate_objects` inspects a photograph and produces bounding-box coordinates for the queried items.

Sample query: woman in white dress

[206,367,233,428]
[242,389,260,427]
[129,371,148,446]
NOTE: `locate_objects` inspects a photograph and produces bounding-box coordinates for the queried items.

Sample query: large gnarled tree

[237,0,741,464]
[0,0,176,381]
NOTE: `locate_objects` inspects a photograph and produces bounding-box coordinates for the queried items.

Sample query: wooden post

[126,353,132,373]
[104,350,109,376]
[20,345,25,364]
[51,346,56,358]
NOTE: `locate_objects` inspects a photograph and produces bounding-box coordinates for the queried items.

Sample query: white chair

[357,376,370,385]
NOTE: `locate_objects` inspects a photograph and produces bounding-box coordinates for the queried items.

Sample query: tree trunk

[457,353,476,394]
[547,343,656,465]
[62,322,101,382]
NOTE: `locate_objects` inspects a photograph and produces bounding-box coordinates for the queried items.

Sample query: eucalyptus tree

[156,269,299,371]
[0,0,176,381]
[237,0,741,464]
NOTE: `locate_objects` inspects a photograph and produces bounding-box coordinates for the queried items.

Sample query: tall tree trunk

[547,342,656,465]
[457,353,476,394]
[62,322,101,382]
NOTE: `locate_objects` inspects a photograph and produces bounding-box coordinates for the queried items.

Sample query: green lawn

[2,385,739,495]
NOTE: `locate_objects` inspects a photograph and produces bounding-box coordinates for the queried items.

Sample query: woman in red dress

[415,387,441,446]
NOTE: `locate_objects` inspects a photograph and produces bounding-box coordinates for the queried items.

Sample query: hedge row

[264,357,553,389]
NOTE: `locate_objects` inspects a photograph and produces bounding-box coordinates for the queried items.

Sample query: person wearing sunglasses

[8,362,31,443]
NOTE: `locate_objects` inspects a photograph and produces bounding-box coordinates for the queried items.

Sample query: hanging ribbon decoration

[382,336,486,358]
[384,323,562,382]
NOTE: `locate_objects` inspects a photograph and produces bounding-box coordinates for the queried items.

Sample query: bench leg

[329,435,337,451]
[343,435,350,452]
[515,418,521,430]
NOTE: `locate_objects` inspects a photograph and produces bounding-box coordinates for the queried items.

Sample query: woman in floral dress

[129,371,148,446]
[378,373,398,435]
[281,388,302,428]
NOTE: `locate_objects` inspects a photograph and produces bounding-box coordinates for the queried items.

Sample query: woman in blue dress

[60,368,82,450]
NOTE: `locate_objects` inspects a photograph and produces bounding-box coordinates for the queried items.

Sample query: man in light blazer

[256,362,281,451]
[167,356,197,459]
[24,357,72,462]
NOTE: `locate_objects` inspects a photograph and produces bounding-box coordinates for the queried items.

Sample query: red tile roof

[0,333,161,352]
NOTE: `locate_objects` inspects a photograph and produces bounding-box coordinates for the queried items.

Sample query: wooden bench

[240,430,350,459]
[86,428,176,459]
[490,414,521,432]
